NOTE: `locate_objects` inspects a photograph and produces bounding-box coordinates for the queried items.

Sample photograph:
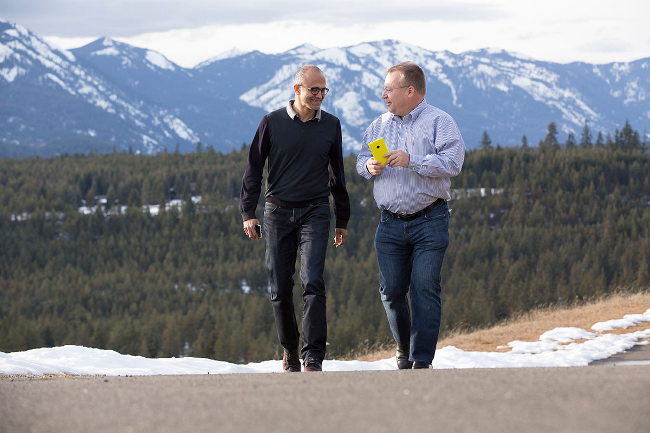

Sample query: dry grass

[356,290,650,362]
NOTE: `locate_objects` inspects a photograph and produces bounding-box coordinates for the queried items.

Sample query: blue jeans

[263,201,331,361]
[374,202,450,363]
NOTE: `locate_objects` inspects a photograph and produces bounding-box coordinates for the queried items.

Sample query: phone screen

[255,224,262,238]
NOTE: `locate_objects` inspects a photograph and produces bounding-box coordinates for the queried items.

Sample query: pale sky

[1,0,649,68]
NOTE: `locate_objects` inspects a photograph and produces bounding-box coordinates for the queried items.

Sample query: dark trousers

[263,201,330,361]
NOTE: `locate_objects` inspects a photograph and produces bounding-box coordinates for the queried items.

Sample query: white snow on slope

[1,309,648,376]
[194,48,246,68]
[145,50,175,71]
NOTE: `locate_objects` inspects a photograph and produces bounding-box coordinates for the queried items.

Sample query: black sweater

[239,107,350,229]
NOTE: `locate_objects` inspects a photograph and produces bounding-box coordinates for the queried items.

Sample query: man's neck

[292,101,316,123]
[397,97,425,120]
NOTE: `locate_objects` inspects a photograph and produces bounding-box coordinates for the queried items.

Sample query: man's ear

[293,84,301,94]
[406,86,415,98]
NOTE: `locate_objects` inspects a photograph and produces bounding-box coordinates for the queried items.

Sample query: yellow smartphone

[367,137,389,165]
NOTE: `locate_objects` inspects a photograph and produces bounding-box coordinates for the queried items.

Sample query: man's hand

[385,150,410,168]
[333,228,348,247]
[243,218,261,239]
[366,157,386,176]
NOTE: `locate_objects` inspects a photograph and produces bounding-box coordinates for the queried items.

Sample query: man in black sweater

[240,65,350,372]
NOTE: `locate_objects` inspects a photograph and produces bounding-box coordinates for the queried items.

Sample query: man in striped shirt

[356,61,465,369]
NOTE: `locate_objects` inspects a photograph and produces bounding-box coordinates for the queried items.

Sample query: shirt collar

[287,100,322,122]
[390,98,427,123]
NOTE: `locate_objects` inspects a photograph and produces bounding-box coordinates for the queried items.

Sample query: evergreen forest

[1,121,649,363]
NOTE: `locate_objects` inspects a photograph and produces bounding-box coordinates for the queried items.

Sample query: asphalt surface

[2,363,649,433]
[589,342,650,366]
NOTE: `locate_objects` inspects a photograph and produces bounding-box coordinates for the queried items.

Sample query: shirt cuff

[408,154,424,171]
[335,219,348,230]
[360,158,374,179]
[241,212,257,222]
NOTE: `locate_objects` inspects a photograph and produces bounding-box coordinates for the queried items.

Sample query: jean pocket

[264,202,279,215]
[423,205,448,222]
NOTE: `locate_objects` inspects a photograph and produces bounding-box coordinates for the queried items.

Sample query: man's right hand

[243,218,261,239]
[366,157,386,176]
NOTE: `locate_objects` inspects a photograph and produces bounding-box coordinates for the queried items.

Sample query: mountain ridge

[1,17,649,156]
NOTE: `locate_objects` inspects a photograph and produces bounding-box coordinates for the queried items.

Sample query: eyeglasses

[300,85,330,96]
[382,86,410,95]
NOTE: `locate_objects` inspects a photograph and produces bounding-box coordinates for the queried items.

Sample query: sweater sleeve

[328,118,350,229]
[239,116,270,221]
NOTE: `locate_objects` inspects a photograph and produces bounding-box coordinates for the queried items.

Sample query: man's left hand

[385,150,410,168]
[333,228,348,247]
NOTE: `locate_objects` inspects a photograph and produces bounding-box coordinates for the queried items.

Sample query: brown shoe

[396,344,413,370]
[282,349,301,372]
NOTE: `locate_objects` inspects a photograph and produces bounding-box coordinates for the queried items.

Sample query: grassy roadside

[353,290,650,362]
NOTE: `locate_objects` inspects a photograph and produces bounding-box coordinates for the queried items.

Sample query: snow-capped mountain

[1,18,649,157]
[0,19,210,155]
[225,40,649,151]
[194,48,247,69]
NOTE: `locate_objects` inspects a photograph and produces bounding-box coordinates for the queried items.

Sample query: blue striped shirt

[356,99,465,214]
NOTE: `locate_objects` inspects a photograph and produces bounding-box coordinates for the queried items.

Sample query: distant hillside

[2,17,650,157]
[1,143,648,363]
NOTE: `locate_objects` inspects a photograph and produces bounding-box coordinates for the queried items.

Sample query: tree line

[1,121,649,362]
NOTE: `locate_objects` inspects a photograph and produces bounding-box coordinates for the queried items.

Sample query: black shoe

[396,344,413,370]
[412,361,432,369]
[303,358,323,372]
[282,349,301,372]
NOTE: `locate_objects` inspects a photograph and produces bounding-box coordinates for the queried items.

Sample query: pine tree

[544,122,559,147]
[565,132,577,149]
[580,119,592,148]
[481,130,492,149]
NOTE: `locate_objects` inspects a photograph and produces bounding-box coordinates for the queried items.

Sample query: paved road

[2,365,649,433]
[590,342,650,366]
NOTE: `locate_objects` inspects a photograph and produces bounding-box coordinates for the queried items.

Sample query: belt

[385,199,445,221]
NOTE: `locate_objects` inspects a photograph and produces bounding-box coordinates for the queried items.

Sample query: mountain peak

[287,43,320,55]
[463,47,534,62]
[194,48,247,69]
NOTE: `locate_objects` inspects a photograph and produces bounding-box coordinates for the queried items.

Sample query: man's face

[295,69,327,111]
[383,71,410,117]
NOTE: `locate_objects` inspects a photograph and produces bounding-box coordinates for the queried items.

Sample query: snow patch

[348,43,379,58]
[332,91,368,127]
[240,63,299,111]
[145,50,175,71]
[92,47,120,56]
[0,42,14,63]
[2,308,649,375]
[45,73,75,95]
[0,66,25,83]
[194,48,246,68]
[4,29,20,38]
[315,47,350,67]
[163,114,198,141]
[287,44,320,55]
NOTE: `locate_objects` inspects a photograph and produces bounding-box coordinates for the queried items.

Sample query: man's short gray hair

[295,65,323,85]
